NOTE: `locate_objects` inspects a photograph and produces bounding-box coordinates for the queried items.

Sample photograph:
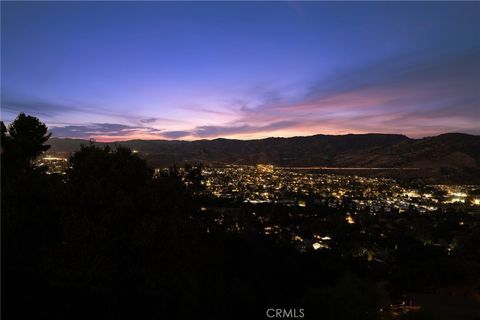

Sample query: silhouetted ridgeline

[49,133,480,184]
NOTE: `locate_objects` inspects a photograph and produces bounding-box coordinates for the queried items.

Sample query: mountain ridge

[47,133,480,184]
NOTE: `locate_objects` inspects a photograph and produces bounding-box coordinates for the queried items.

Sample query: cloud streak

[1,97,89,118]
[51,123,163,140]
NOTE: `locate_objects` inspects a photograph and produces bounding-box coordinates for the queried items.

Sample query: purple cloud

[51,123,163,139]
[161,130,191,139]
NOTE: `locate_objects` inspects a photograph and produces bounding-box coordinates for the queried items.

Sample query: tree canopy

[1,112,51,174]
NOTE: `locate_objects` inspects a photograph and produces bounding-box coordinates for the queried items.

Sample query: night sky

[1,2,479,141]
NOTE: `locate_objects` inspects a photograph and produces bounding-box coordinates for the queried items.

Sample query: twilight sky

[1,2,479,141]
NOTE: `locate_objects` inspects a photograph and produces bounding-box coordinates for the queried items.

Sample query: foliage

[1,113,51,172]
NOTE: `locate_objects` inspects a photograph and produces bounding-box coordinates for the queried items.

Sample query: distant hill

[48,133,480,184]
[331,133,480,184]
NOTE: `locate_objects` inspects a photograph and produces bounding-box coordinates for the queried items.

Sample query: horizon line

[48,131,477,144]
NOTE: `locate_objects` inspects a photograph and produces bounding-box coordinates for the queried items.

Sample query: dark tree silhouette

[1,113,51,173]
[1,120,10,149]
[2,114,63,320]
[1,121,10,173]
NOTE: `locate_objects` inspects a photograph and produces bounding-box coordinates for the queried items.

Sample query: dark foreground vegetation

[2,113,480,320]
